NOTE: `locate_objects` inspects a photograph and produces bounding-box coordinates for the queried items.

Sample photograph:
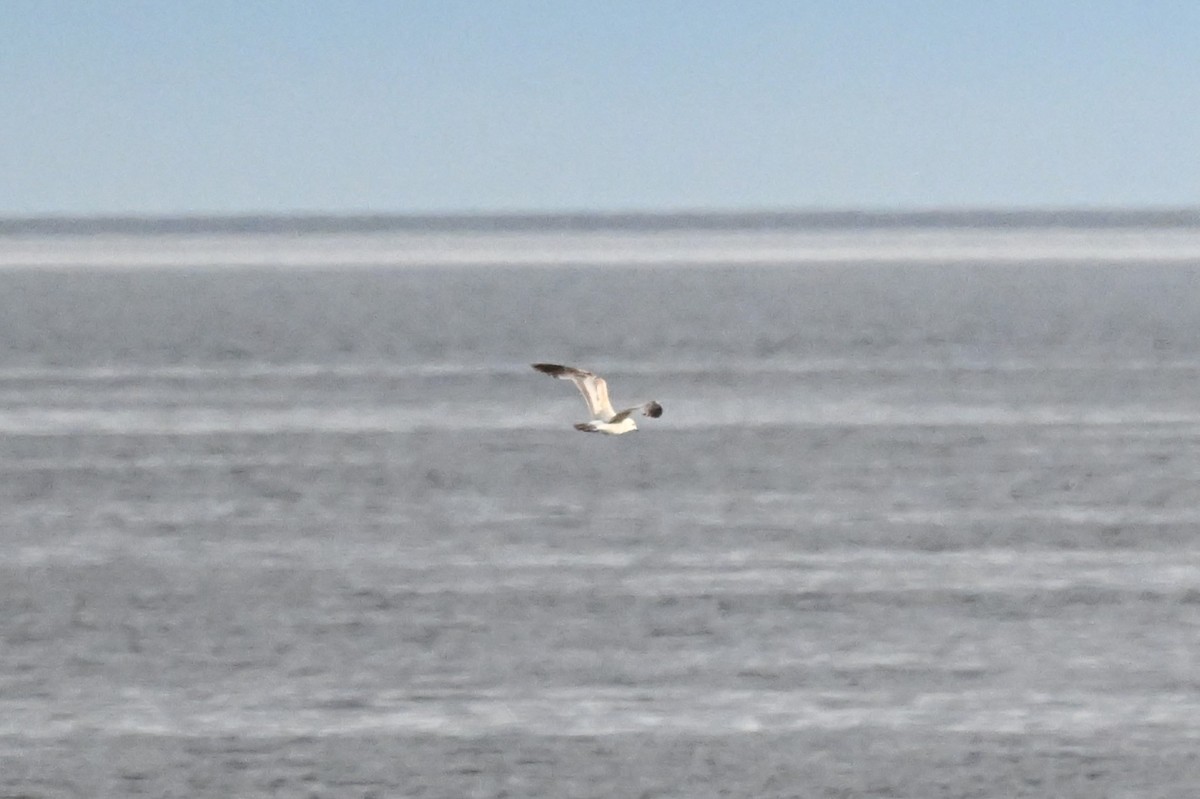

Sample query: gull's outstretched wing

[609,401,664,423]
[532,363,615,420]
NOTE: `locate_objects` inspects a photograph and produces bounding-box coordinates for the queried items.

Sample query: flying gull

[532,363,663,434]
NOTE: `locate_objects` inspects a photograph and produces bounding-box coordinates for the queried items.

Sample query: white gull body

[532,363,663,435]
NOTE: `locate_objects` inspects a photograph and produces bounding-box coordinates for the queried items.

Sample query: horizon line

[3,206,1200,235]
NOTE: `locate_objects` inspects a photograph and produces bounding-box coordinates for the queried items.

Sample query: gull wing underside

[532,363,616,420]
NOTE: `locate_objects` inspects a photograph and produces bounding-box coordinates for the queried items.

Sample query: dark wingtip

[645,401,663,418]
[532,363,563,376]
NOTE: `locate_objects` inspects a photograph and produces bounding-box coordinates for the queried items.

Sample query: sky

[2,1,1198,215]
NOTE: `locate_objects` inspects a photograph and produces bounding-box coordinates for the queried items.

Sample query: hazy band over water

[5,211,1200,270]
[2,215,1199,796]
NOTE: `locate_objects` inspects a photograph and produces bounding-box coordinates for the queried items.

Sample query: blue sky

[3,1,1198,214]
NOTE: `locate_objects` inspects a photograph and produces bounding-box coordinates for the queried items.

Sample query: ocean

[2,213,1199,797]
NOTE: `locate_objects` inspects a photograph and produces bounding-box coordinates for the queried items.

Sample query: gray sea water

[2,218,1200,797]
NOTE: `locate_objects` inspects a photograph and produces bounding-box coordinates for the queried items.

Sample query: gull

[532,363,663,434]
